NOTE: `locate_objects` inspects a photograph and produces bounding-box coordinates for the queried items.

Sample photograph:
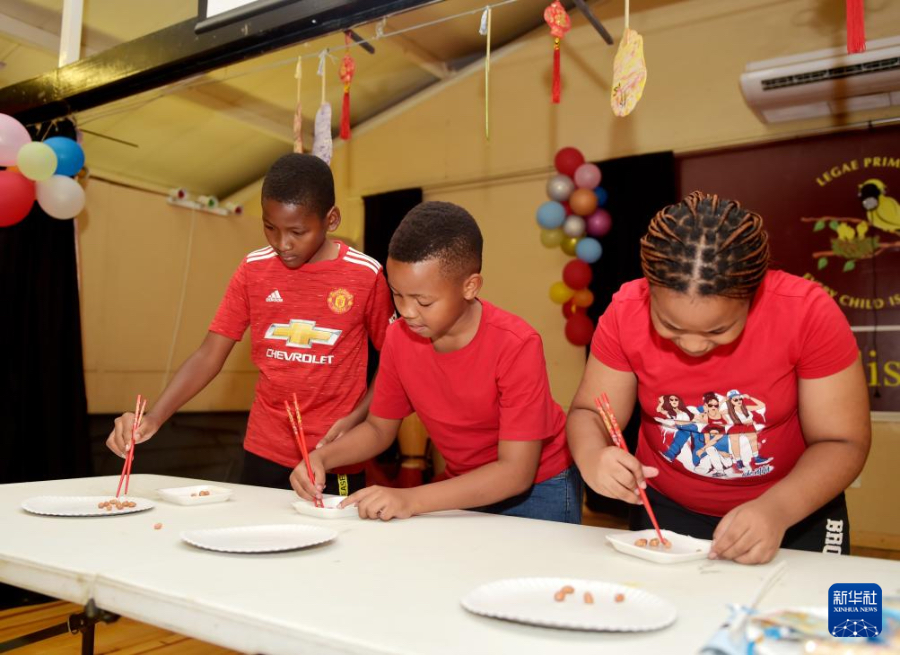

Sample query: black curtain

[0,120,91,483]
[583,151,677,515]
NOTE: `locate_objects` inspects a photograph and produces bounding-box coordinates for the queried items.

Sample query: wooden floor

[1,506,896,654]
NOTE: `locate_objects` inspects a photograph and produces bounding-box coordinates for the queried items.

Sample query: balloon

[562,201,572,215]
[536,200,566,229]
[36,175,85,219]
[585,208,612,238]
[594,186,608,207]
[562,215,586,238]
[45,137,85,176]
[569,188,598,216]
[0,114,31,167]
[554,147,585,177]
[549,281,575,304]
[562,302,587,319]
[560,236,579,256]
[563,259,592,290]
[576,237,603,263]
[540,228,565,248]
[565,313,594,346]
[17,142,57,182]
[546,174,575,202]
[0,171,36,227]
[572,288,595,307]
[574,163,601,189]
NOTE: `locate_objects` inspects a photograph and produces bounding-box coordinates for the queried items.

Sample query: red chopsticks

[116,394,146,498]
[285,393,323,508]
[594,393,666,545]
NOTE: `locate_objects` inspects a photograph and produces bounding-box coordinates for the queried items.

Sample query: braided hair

[640,191,770,299]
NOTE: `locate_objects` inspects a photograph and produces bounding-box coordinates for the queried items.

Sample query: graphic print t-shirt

[590,270,859,517]
[210,241,394,470]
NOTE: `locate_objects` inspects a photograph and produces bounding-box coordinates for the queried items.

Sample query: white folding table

[1,475,897,654]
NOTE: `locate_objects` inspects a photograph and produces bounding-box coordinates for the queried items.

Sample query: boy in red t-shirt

[291,201,578,523]
[107,154,395,494]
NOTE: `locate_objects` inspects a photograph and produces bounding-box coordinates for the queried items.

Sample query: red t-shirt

[591,270,859,517]
[210,241,394,471]
[370,300,572,484]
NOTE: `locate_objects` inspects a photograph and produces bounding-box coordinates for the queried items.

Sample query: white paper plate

[158,485,232,506]
[181,524,337,554]
[462,577,676,632]
[292,494,358,519]
[606,529,711,564]
[21,495,154,517]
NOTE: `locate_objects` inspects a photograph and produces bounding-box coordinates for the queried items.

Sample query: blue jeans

[474,465,583,524]
[663,425,701,465]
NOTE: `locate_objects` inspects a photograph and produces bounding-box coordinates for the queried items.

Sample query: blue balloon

[576,237,603,264]
[45,137,85,177]
[594,186,608,207]
[536,201,566,229]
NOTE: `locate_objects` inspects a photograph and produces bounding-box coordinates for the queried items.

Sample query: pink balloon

[0,113,32,167]
[574,163,602,189]
[586,209,612,238]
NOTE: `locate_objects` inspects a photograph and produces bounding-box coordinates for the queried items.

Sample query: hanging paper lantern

[0,113,31,167]
[543,1,571,103]
[555,147,584,177]
[44,137,85,177]
[563,259,592,290]
[611,27,647,117]
[0,170,36,227]
[339,34,356,141]
[586,208,612,238]
[565,313,594,346]
[549,281,575,304]
[540,228,565,248]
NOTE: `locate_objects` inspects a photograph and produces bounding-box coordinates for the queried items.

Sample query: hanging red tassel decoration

[846,0,866,54]
[339,34,356,140]
[544,1,571,104]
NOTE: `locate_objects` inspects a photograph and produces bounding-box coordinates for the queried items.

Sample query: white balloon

[36,175,85,220]
[563,215,586,238]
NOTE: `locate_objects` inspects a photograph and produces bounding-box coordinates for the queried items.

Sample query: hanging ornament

[480,7,493,140]
[611,0,647,117]
[339,32,356,141]
[846,0,865,54]
[543,1,571,104]
[312,50,333,165]
[293,56,304,154]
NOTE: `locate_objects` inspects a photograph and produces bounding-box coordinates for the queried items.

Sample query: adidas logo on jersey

[266,290,283,303]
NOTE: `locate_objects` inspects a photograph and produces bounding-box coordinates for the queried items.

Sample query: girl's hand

[340,486,416,521]
[711,497,787,564]
[584,446,658,505]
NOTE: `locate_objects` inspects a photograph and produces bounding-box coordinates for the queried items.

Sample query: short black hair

[261,153,335,218]
[388,201,483,278]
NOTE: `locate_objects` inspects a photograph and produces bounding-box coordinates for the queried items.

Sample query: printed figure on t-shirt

[656,394,701,466]
[724,390,770,472]
[694,425,732,477]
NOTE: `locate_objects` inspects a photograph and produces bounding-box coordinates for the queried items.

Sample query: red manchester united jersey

[210,240,394,470]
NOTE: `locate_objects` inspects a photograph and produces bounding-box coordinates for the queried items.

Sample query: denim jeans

[474,465,583,524]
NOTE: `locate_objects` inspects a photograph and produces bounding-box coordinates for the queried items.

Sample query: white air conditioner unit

[740,36,900,123]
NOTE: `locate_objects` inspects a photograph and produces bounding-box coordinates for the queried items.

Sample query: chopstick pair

[593,393,666,545]
[285,393,323,508]
[116,394,146,498]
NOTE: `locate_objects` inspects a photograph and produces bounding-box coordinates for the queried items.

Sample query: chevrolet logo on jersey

[265,320,341,348]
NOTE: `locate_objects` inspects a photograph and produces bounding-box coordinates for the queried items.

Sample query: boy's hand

[585,446,658,505]
[106,412,161,458]
[317,414,359,449]
[290,450,326,501]
[340,486,415,521]
[710,497,787,565]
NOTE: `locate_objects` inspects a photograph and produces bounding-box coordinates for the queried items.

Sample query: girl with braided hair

[567,191,870,564]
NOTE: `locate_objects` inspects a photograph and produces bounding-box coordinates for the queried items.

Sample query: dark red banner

[679,127,900,413]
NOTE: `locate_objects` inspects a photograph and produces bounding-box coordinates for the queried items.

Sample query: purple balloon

[585,209,612,238]
[574,163,601,189]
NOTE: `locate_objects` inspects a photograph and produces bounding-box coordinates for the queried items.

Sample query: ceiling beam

[384,22,451,80]
[0,0,440,125]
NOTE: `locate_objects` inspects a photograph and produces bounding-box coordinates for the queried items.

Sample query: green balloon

[17,142,57,182]
[540,228,564,248]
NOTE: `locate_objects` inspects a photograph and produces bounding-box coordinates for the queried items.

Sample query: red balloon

[0,171,36,227]
[555,147,585,178]
[565,313,594,346]
[563,259,593,290]
[562,303,587,319]
[561,201,572,215]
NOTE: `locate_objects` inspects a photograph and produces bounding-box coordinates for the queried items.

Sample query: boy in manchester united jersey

[107,154,395,493]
